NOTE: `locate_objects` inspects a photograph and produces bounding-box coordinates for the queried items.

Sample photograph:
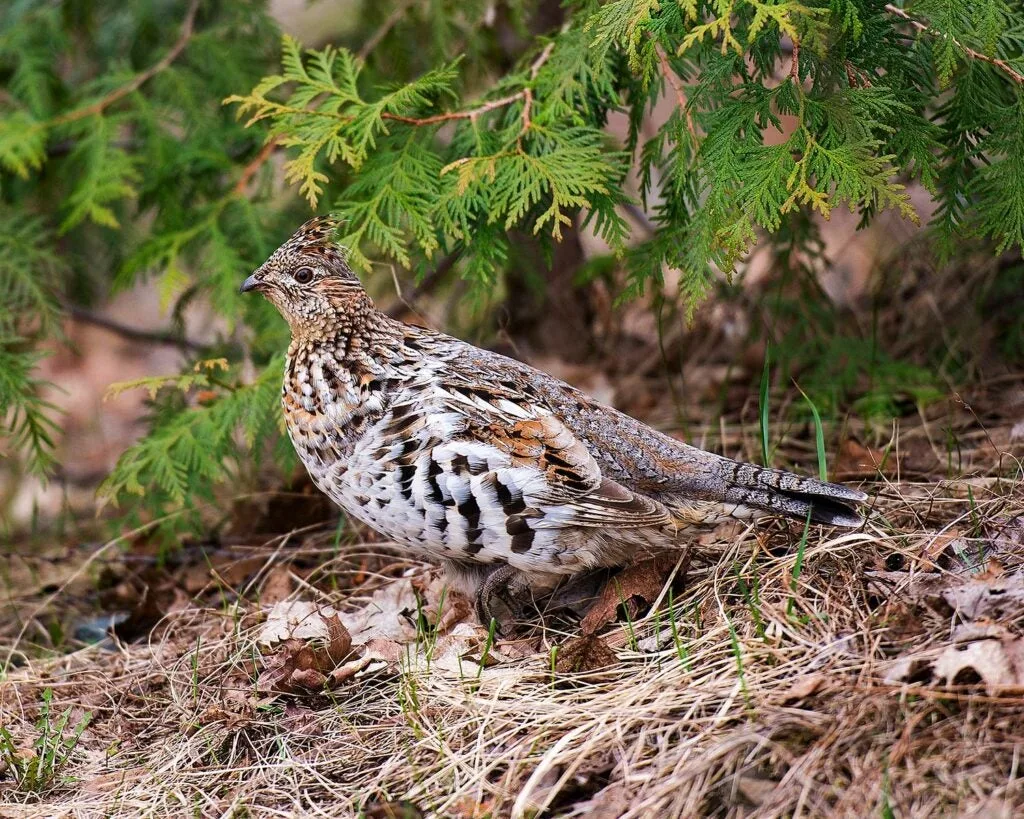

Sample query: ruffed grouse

[241,217,866,624]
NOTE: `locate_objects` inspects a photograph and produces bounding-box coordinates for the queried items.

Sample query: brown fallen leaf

[868,560,1024,625]
[257,606,355,694]
[776,673,827,705]
[343,577,427,643]
[195,703,251,730]
[411,571,474,631]
[555,633,618,673]
[449,796,497,819]
[936,573,1024,622]
[736,774,781,807]
[921,528,964,564]
[568,782,634,819]
[328,655,375,686]
[985,514,1024,568]
[259,601,348,647]
[580,553,687,635]
[82,766,148,795]
[342,570,473,645]
[259,564,296,605]
[363,799,424,819]
[834,439,891,478]
[884,624,1024,696]
[113,582,191,642]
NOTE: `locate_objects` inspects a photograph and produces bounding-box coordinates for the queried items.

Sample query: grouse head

[240,216,373,335]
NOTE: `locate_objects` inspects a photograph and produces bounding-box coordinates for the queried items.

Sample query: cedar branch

[358,0,419,61]
[382,40,555,128]
[51,0,201,126]
[233,137,280,196]
[884,3,1024,85]
[655,44,696,136]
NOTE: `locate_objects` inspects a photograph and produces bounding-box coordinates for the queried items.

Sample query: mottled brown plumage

[241,217,867,624]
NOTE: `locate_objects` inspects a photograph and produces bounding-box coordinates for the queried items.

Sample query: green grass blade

[759,346,771,466]
[795,382,827,480]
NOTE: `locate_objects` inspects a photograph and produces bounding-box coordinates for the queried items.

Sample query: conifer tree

[0,0,1021,533]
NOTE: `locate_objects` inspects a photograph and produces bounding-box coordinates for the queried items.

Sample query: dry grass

[2,454,1023,817]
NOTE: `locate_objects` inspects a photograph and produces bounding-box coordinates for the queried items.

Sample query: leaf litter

[3,469,1024,816]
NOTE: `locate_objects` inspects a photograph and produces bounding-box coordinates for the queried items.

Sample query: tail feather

[669,453,867,528]
[718,460,866,527]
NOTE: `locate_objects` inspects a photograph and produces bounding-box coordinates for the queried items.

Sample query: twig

[623,202,656,237]
[232,137,279,196]
[357,40,557,129]
[844,60,872,88]
[519,41,556,134]
[51,0,201,126]
[885,3,1024,85]
[655,44,697,136]
[529,40,557,80]
[381,90,530,126]
[789,39,801,81]
[384,251,461,319]
[65,304,208,353]
[358,0,419,61]
[226,37,557,190]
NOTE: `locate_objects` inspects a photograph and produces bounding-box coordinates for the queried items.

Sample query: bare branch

[65,304,208,353]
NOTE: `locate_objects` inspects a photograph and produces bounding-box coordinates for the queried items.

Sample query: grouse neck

[289,305,405,363]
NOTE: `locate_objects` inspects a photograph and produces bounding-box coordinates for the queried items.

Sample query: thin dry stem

[358,0,419,61]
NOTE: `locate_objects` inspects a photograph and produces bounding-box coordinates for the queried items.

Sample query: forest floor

[3,246,1024,817]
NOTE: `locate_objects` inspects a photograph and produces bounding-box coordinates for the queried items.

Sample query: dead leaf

[921,528,964,563]
[258,565,295,604]
[342,577,424,643]
[196,703,251,730]
[328,655,375,685]
[256,604,355,694]
[113,582,190,642]
[834,439,891,478]
[361,637,406,665]
[82,766,148,795]
[568,782,634,819]
[985,514,1024,567]
[936,574,1024,622]
[259,601,346,645]
[555,633,618,673]
[777,673,827,705]
[885,625,1024,695]
[431,622,515,673]
[341,571,472,645]
[580,553,685,635]
[868,564,1024,624]
[363,799,424,819]
[449,796,498,819]
[736,774,780,806]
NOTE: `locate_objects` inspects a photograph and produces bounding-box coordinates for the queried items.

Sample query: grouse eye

[293,266,314,284]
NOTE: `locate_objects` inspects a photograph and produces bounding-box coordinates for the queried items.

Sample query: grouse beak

[239,273,262,294]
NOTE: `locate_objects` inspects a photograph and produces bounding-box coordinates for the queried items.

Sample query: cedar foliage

[0,0,1022,534]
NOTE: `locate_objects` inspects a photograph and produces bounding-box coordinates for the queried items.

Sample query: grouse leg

[475,564,529,632]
